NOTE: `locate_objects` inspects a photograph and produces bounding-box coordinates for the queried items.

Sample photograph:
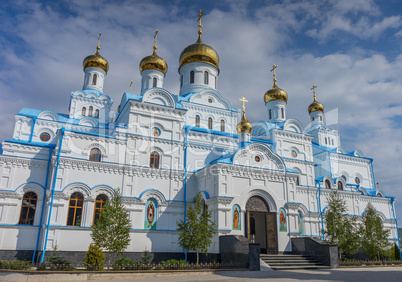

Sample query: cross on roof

[239,97,248,112]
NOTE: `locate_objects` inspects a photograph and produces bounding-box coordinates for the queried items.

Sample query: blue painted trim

[200,190,210,199]
[40,127,65,263]
[317,181,325,240]
[391,197,402,259]
[5,139,56,148]
[183,126,189,262]
[183,125,238,138]
[328,152,333,178]
[138,189,167,201]
[0,223,40,227]
[370,161,377,189]
[28,117,37,142]
[32,147,54,263]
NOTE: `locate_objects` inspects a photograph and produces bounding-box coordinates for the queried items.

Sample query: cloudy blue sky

[1,0,402,216]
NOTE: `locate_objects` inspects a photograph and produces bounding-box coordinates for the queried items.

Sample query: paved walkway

[1,267,402,281]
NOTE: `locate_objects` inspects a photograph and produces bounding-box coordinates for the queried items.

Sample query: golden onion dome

[308,94,324,114]
[179,36,219,72]
[139,51,168,76]
[264,65,287,104]
[139,30,168,76]
[83,33,109,73]
[264,84,288,104]
[237,111,253,134]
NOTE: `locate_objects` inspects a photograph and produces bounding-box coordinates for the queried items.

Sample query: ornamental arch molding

[15,182,45,197]
[242,189,277,212]
[91,184,115,199]
[139,189,167,206]
[62,182,92,199]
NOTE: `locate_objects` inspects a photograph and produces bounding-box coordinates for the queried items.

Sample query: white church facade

[0,16,400,262]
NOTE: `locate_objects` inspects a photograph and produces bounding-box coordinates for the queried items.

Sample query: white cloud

[1,0,402,215]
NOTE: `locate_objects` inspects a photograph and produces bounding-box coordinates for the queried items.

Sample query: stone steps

[260,254,330,270]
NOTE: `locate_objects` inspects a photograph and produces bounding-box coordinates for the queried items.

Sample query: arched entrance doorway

[245,196,278,254]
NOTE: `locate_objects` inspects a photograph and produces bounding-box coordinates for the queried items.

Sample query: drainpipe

[29,117,37,142]
[183,126,189,262]
[32,146,54,263]
[317,181,324,240]
[370,160,376,189]
[40,127,65,263]
[391,197,402,259]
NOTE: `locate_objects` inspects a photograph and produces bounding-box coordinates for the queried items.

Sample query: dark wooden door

[266,212,278,254]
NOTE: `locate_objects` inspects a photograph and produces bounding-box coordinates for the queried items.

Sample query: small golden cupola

[179,10,219,72]
[139,30,168,76]
[237,97,252,133]
[82,33,109,93]
[308,85,324,114]
[264,65,288,122]
[83,33,109,74]
[264,64,288,104]
[308,85,325,125]
[237,97,253,147]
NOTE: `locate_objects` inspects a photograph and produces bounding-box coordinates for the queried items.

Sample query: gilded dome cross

[153,29,159,53]
[197,10,204,35]
[97,32,101,53]
[311,85,317,100]
[239,97,248,112]
[271,64,278,85]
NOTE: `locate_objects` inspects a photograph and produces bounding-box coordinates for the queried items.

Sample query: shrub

[112,257,135,270]
[84,244,105,271]
[0,260,31,270]
[46,245,73,271]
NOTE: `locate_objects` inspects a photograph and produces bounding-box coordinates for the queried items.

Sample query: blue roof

[17,108,109,129]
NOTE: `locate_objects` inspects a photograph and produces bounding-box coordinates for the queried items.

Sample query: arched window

[67,192,84,226]
[40,132,51,142]
[89,148,102,162]
[19,192,37,225]
[221,120,225,132]
[325,138,327,145]
[190,71,195,84]
[296,176,300,186]
[153,77,157,87]
[332,139,334,146]
[312,117,315,121]
[180,75,183,87]
[93,194,108,225]
[208,117,213,129]
[92,74,97,85]
[82,107,86,116]
[325,179,331,189]
[204,71,209,84]
[320,116,323,121]
[281,108,284,118]
[195,115,200,127]
[338,181,343,191]
[150,151,160,169]
[269,109,272,120]
[88,106,93,117]
[215,77,217,88]
[94,109,99,118]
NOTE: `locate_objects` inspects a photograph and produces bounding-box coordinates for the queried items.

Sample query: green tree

[84,243,105,270]
[91,188,132,269]
[324,191,360,260]
[177,193,217,265]
[360,202,390,260]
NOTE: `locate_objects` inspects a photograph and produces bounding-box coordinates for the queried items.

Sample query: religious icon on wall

[144,199,157,230]
[232,205,241,230]
[279,208,287,232]
[291,150,297,158]
[152,127,161,137]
